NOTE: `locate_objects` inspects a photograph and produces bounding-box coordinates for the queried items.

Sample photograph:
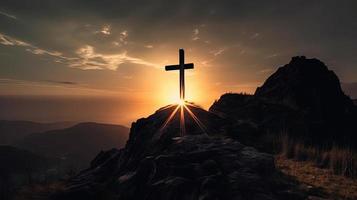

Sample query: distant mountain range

[0,120,76,145]
[16,122,129,167]
[0,121,129,198]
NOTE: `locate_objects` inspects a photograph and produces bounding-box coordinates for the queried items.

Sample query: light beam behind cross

[165,49,194,100]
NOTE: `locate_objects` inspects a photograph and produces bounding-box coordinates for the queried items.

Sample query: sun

[178,99,185,106]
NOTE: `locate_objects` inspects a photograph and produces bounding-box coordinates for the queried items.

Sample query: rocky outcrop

[55,104,304,200]
[210,57,357,148]
[209,93,307,149]
[255,56,355,121]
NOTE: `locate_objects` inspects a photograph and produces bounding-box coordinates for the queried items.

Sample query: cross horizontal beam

[165,63,194,71]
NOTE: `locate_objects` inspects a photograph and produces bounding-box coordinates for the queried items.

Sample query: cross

[165,49,194,100]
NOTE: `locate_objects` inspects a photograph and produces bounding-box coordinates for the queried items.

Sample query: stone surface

[210,57,357,148]
[55,104,304,200]
[255,56,355,121]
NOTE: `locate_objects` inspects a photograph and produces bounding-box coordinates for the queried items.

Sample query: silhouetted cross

[165,49,194,100]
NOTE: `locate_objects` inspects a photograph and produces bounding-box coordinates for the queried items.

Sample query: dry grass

[14,181,65,200]
[274,134,357,178]
[276,156,357,200]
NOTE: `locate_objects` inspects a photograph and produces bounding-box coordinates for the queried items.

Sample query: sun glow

[178,99,185,106]
[157,101,208,139]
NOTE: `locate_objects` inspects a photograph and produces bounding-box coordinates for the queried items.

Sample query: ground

[276,156,357,200]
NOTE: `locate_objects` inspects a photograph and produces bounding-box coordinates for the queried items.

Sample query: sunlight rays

[183,104,208,135]
[180,105,186,136]
[159,104,180,134]
[157,101,208,139]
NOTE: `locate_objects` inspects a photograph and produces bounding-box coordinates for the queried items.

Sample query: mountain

[0,145,50,175]
[0,145,55,200]
[255,56,355,121]
[55,104,305,200]
[210,56,357,148]
[17,122,129,167]
[210,93,306,150]
[0,120,75,145]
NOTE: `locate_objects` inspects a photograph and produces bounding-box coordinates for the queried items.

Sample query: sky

[0,0,357,125]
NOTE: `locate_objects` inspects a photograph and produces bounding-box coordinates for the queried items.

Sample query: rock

[210,93,307,150]
[55,104,304,200]
[210,56,357,148]
[114,135,287,200]
[255,56,355,121]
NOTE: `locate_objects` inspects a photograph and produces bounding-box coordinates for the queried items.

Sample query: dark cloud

[44,80,78,85]
[0,0,357,97]
[1,0,357,124]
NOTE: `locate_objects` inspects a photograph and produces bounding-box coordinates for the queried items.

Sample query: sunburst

[158,100,208,138]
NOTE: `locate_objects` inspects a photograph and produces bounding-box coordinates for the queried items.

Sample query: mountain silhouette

[17,122,129,167]
[255,56,355,120]
[0,145,50,175]
[210,56,357,148]
[0,120,75,145]
[38,56,357,200]
[55,104,305,200]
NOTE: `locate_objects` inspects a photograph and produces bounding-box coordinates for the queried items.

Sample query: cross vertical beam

[179,49,185,100]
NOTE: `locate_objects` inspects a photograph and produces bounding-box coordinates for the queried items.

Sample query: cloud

[0,33,72,60]
[192,28,200,41]
[26,48,63,57]
[0,78,77,86]
[0,32,155,71]
[1,0,357,99]
[69,45,157,70]
[0,11,17,19]
[95,24,111,35]
[265,54,279,59]
[44,80,78,85]
[112,30,128,46]
[211,48,226,56]
[101,25,111,35]
[259,68,274,74]
[0,33,30,46]
[250,33,260,39]
[119,30,128,43]
[0,78,129,95]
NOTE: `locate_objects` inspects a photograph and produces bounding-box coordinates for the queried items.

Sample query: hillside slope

[55,104,306,200]
[0,120,75,145]
[210,56,357,148]
[17,122,129,167]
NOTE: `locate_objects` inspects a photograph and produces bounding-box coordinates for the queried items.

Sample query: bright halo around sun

[178,99,185,106]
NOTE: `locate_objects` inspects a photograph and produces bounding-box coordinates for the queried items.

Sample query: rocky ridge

[56,104,304,200]
[210,56,357,148]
